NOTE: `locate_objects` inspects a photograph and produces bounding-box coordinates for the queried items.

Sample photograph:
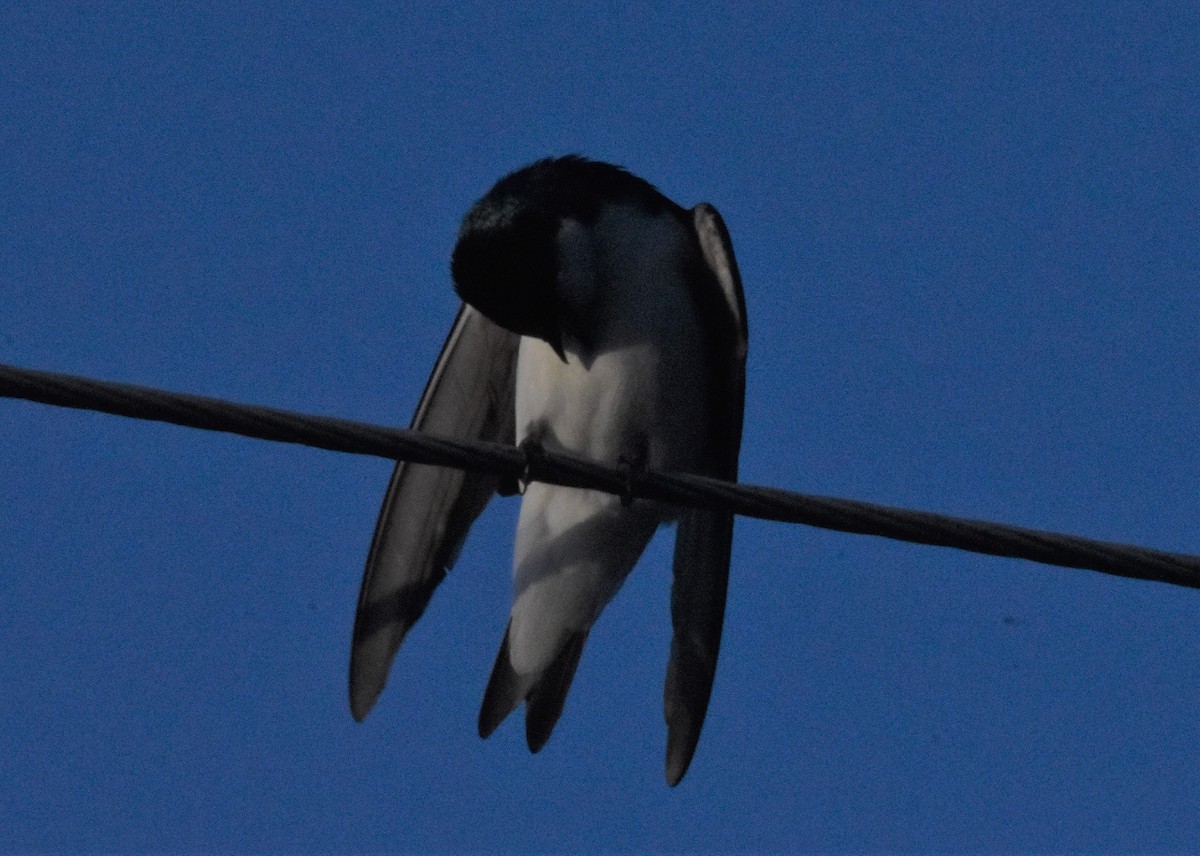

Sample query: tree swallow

[349,156,747,785]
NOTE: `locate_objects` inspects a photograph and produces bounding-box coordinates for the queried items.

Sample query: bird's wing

[350,304,519,721]
[664,203,748,785]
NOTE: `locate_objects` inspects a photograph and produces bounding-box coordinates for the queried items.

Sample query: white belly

[505,328,708,675]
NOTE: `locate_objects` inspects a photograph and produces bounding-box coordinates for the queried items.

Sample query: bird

[348,156,747,785]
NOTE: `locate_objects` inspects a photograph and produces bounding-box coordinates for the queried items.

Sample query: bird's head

[451,156,679,360]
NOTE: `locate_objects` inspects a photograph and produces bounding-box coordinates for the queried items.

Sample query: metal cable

[3,362,1197,590]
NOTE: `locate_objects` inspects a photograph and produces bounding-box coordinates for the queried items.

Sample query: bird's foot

[509,435,546,496]
[617,435,649,508]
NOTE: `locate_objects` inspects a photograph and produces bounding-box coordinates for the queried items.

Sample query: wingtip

[349,679,380,723]
[664,721,700,786]
[662,644,713,788]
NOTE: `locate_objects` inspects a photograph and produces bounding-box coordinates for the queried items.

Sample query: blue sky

[2,3,1198,851]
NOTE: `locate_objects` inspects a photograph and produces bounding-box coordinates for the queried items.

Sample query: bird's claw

[497,437,545,497]
[515,436,546,496]
[617,445,647,508]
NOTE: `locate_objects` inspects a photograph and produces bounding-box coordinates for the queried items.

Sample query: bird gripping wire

[2,362,1197,590]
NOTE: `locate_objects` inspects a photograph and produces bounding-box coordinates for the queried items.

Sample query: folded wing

[350,305,519,720]
[664,204,748,785]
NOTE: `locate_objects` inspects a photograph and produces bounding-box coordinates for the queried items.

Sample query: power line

[2,362,1197,590]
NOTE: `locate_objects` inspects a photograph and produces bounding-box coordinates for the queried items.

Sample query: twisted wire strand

[3,362,1197,590]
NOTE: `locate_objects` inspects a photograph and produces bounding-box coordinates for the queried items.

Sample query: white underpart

[506,206,708,676]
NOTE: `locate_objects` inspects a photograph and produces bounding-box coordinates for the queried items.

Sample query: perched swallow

[349,156,747,785]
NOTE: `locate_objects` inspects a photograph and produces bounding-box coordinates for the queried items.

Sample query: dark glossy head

[451,156,679,352]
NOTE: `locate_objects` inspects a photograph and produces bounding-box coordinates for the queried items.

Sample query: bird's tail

[478,623,590,752]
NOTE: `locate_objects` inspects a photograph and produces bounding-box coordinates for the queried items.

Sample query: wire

[3,361,1197,590]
